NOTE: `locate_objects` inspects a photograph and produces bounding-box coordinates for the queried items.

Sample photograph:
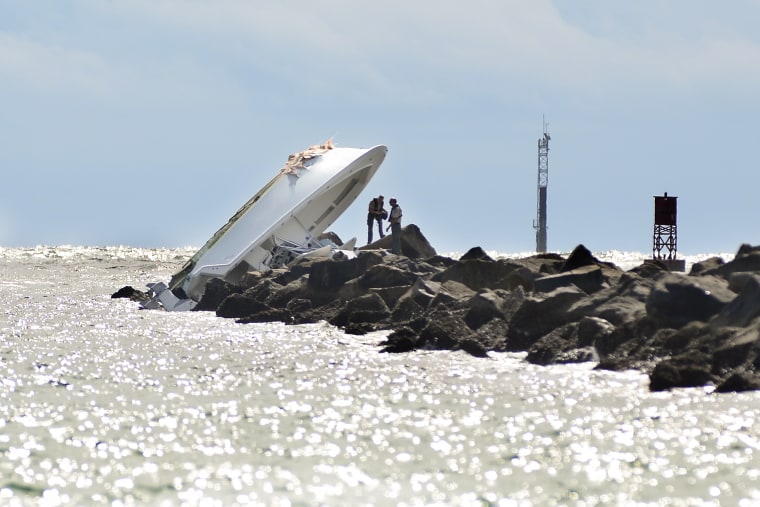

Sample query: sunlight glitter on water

[0,247,758,506]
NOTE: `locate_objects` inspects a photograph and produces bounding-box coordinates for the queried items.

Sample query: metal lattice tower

[534,119,550,252]
[653,193,678,261]
[646,192,685,272]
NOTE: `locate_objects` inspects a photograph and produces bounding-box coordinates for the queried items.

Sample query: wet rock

[459,338,489,358]
[238,308,292,324]
[714,371,760,393]
[111,285,149,303]
[649,355,714,391]
[380,327,419,353]
[418,311,470,350]
[217,294,271,319]
[194,278,243,311]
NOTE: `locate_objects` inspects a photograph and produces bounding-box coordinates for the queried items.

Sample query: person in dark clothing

[367,195,387,244]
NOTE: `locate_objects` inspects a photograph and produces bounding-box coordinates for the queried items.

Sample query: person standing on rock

[367,195,387,244]
[387,197,402,254]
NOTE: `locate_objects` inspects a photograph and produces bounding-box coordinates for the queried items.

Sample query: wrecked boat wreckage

[143,141,388,311]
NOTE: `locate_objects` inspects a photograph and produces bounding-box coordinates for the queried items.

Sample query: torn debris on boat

[143,141,388,311]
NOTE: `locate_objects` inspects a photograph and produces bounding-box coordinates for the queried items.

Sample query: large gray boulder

[359,224,437,259]
[645,274,736,329]
[534,265,607,294]
[505,286,589,351]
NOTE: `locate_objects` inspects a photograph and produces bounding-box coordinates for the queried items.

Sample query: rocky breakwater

[115,226,760,393]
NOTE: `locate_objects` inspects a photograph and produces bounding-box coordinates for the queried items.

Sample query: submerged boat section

[143,141,387,311]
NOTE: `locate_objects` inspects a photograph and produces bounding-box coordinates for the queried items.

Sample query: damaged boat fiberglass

[143,141,388,311]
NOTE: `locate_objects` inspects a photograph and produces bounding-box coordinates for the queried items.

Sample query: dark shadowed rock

[331,293,390,328]
[469,317,510,351]
[526,316,611,366]
[111,286,149,303]
[425,255,458,268]
[663,321,709,354]
[390,293,427,323]
[418,311,471,350]
[645,274,735,329]
[406,278,441,308]
[194,278,243,311]
[285,298,312,314]
[578,316,616,348]
[534,265,606,294]
[308,252,385,292]
[464,290,510,330]
[727,272,758,293]
[555,347,598,364]
[243,279,284,305]
[268,276,309,308]
[359,264,419,289]
[459,338,489,358]
[700,247,760,280]
[561,244,597,272]
[506,286,588,351]
[526,322,579,365]
[359,224,437,259]
[430,280,477,308]
[711,324,760,374]
[431,258,535,292]
[370,286,410,309]
[380,327,419,353]
[709,275,760,329]
[649,355,714,391]
[217,294,271,319]
[460,247,493,262]
[736,243,760,256]
[689,256,725,275]
[714,372,760,393]
[628,261,670,280]
[238,308,292,324]
[566,272,656,327]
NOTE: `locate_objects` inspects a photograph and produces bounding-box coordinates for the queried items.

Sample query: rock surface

[113,228,760,393]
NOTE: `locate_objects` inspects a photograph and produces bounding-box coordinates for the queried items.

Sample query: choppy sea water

[1,246,758,507]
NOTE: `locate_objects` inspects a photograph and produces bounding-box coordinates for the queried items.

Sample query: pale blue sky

[2,1,759,255]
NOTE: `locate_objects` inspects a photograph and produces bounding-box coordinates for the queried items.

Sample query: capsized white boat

[143,141,387,311]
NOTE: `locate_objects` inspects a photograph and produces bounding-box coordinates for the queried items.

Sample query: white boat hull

[161,143,387,304]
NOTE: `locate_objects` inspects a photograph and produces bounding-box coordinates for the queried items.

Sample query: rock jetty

[114,226,760,393]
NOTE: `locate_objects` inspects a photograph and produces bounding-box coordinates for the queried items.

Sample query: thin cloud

[0,33,117,96]
[90,0,760,100]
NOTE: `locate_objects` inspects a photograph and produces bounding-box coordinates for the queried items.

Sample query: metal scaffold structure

[534,119,550,253]
[649,192,685,271]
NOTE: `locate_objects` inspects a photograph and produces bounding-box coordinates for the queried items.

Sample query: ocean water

[1,246,758,507]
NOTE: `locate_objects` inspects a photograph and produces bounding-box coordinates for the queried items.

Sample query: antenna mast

[534,117,550,252]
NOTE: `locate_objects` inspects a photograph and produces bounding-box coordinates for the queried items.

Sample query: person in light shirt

[387,197,402,255]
